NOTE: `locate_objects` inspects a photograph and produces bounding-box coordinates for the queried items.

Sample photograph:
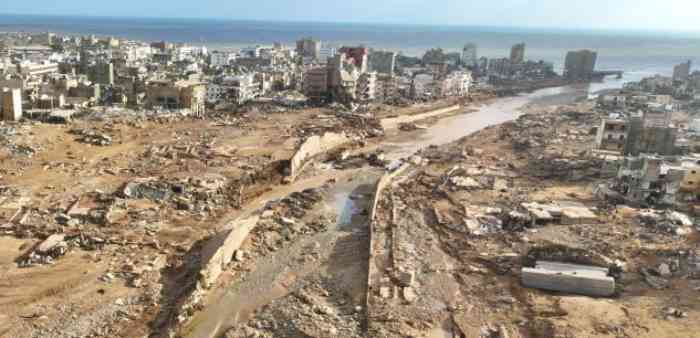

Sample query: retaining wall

[287,132,352,182]
[199,215,260,288]
[365,163,411,309]
[380,104,461,130]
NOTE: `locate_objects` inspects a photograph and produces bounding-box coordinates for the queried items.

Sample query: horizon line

[2,12,700,37]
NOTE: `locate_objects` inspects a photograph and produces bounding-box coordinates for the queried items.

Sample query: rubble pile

[500,112,601,180]
[247,187,331,257]
[363,102,700,338]
[121,174,229,214]
[638,209,694,236]
[70,128,114,146]
[224,277,364,338]
[296,112,384,139]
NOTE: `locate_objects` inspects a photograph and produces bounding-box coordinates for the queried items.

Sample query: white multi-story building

[125,45,153,62]
[240,46,262,58]
[221,74,260,104]
[210,51,232,67]
[17,61,59,77]
[440,71,472,97]
[318,47,336,64]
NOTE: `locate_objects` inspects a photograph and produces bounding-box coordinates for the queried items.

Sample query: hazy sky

[3,0,700,31]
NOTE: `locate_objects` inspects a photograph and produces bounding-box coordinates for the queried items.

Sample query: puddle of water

[333,190,361,226]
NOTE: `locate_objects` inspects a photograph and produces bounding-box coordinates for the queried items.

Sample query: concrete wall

[366,163,411,309]
[199,215,260,288]
[287,132,352,182]
[380,104,461,130]
[369,164,411,222]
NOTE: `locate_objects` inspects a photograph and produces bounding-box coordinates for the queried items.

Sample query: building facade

[510,43,525,64]
[564,50,598,81]
[368,51,397,75]
[673,60,692,83]
[461,43,478,68]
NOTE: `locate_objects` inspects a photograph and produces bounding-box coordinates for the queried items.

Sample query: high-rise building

[510,43,525,64]
[564,50,598,81]
[673,60,692,82]
[461,43,478,67]
[88,62,114,86]
[303,67,329,102]
[296,38,321,60]
[368,51,397,75]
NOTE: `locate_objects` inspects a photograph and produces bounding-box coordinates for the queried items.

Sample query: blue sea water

[1,14,699,81]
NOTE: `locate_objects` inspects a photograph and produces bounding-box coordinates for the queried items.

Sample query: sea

[2,14,700,83]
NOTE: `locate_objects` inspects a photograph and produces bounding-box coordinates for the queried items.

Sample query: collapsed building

[596,110,679,156]
[612,154,700,208]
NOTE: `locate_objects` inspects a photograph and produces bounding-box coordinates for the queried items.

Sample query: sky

[3,0,700,32]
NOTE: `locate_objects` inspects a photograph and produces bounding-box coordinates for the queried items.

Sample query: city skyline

[3,0,700,33]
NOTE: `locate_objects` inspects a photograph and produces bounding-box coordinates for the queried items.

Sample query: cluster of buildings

[299,40,472,104]
[0,30,612,122]
[0,32,213,119]
[626,60,700,104]
[468,43,558,84]
[0,31,480,121]
[594,67,700,210]
[458,42,600,84]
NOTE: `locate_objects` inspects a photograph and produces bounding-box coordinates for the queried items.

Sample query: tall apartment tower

[368,51,397,75]
[296,38,321,61]
[461,43,478,68]
[564,50,598,81]
[510,43,525,64]
[673,60,692,82]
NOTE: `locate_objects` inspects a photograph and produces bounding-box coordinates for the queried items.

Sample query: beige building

[2,88,23,121]
[146,80,206,116]
[303,67,329,102]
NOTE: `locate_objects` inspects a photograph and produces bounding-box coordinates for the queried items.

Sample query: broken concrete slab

[36,234,67,254]
[522,261,615,297]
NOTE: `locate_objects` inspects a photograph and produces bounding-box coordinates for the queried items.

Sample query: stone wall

[287,132,352,182]
[365,163,411,309]
[199,215,260,288]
